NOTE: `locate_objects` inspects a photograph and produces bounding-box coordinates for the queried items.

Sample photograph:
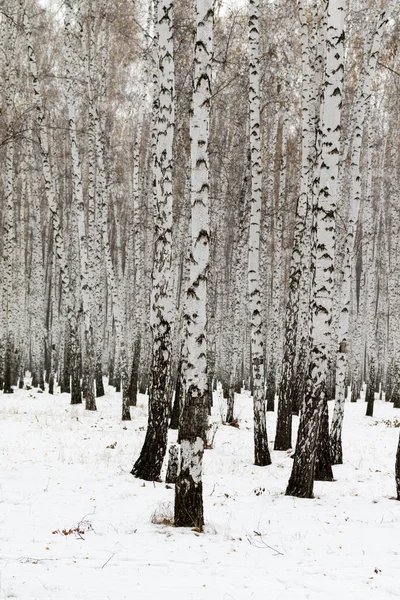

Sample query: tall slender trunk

[247,0,271,466]
[174,0,213,529]
[132,0,175,477]
[364,119,379,418]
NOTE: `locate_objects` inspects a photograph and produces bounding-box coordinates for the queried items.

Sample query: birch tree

[132,0,175,479]
[174,0,213,529]
[247,0,271,466]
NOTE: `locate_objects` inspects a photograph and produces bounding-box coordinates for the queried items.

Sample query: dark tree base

[274,387,293,451]
[70,378,82,405]
[175,384,208,528]
[274,423,292,450]
[254,432,272,466]
[48,374,55,395]
[132,338,172,480]
[286,478,314,498]
[175,441,204,529]
[315,402,334,481]
[254,447,272,467]
[254,411,272,466]
[96,374,105,397]
[131,429,167,482]
[122,402,131,421]
[174,480,204,529]
[365,379,375,416]
[315,460,334,481]
[226,389,235,424]
[330,436,343,465]
[286,381,323,498]
[4,359,13,394]
[85,389,97,410]
[253,388,272,466]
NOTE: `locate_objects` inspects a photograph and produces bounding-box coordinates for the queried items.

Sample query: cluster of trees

[1,0,400,527]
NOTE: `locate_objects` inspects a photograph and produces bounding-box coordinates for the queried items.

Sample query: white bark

[175,0,213,528]
[248,0,271,466]
[131,0,175,476]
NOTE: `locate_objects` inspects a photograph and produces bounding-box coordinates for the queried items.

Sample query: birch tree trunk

[275,2,313,449]
[287,0,345,498]
[388,132,400,408]
[132,0,175,478]
[174,0,213,528]
[364,120,379,418]
[247,0,271,466]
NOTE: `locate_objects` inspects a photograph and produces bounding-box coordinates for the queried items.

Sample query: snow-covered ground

[0,382,399,600]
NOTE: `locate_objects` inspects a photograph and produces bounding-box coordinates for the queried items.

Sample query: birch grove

[286,0,345,498]
[0,0,399,531]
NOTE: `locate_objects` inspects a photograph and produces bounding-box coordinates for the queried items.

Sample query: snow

[1,383,399,600]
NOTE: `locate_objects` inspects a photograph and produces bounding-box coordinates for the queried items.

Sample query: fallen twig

[247,534,284,555]
[101,552,117,569]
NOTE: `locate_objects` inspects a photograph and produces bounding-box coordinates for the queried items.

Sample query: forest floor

[0,383,399,599]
